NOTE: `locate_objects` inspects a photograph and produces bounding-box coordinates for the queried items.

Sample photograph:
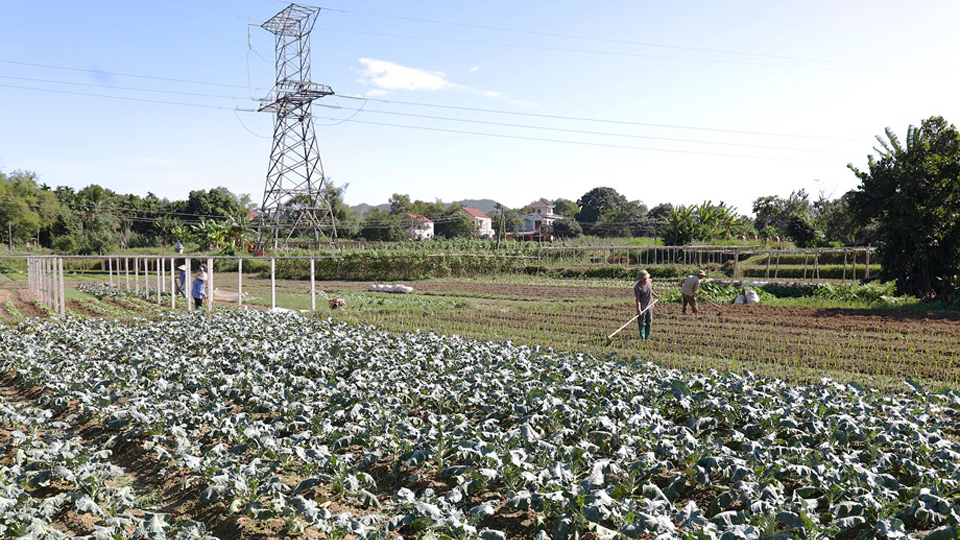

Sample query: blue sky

[2,1,959,214]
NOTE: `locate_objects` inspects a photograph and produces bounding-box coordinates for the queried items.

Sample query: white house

[460,207,495,237]
[404,214,434,240]
[522,199,563,233]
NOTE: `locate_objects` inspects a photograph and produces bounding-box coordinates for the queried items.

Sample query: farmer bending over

[680,270,706,315]
[634,269,660,341]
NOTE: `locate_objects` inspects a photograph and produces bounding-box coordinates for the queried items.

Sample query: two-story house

[522,199,563,234]
[459,207,495,237]
[403,214,434,240]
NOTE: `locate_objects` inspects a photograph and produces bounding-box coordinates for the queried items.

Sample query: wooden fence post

[775,252,780,279]
[108,257,113,287]
[865,247,871,280]
[765,251,771,279]
[733,250,740,279]
[170,259,176,309]
[842,251,848,283]
[238,258,243,307]
[802,254,809,280]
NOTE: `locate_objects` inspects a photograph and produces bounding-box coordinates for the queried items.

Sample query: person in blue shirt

[192,271,207,309]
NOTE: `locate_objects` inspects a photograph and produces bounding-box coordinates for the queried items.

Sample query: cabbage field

[2,310,960,539]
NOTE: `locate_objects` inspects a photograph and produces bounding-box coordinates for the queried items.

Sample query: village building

[521,199,563,233]
[403,214,434,240]
[459,207,495,237]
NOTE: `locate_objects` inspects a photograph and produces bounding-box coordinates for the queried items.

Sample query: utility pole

[495,204,505,250]
[255,4,337,252]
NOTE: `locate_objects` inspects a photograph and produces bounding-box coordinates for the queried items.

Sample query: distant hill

[456,199,501,214]
[351,202,390,216]
[351,198,502,216]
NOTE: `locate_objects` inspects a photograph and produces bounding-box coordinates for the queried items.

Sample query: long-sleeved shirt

[681,275,701,296]
[191,277,205,300]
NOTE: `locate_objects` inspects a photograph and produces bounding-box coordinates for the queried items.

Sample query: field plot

[296,278,960,391]
[2,311,960,539]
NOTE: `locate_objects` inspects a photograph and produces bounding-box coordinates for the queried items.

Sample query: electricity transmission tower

[256,3,337,250]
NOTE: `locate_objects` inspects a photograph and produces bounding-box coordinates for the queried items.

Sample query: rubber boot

[642,325,651,340]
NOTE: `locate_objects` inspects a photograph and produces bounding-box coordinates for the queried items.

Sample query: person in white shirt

[680,270,706,315]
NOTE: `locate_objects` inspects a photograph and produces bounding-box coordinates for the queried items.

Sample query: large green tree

[575,187,649,237]
[849,116,960,297]
[0,170,65,246]
[552,198,579,218]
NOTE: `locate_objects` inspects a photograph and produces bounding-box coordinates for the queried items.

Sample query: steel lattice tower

[256,3,336,250]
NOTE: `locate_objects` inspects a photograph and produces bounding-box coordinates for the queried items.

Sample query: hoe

[606,299,658,344]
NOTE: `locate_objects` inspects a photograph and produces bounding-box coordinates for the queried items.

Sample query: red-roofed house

[403,214,434,240]
[459,207,495,237]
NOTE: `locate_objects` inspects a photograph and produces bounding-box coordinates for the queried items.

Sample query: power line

[316,103,850,153]
[1,58,858,141]
[0,83,238,110]
[335,95,858,142]
[0,59,264,90]
[0,74,247,100]
[0,80,853,160]
[310,114,837,163]
[320,6,920,72]
[315,27,877,74]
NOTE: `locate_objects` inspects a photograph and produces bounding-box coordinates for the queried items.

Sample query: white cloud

[357,58,461,92]
[355,58,536,107]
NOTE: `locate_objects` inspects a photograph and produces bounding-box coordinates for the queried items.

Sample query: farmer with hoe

[680,270,707,315]
[634,269,661,340]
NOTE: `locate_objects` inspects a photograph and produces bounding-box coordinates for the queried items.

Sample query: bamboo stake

[207,257,214,312]
[170,259,176,309]
[765,251,771,279]
[775,252,781,279]
[58,258,65,316]
[156,258,161,304]
[865,247,871,280]
[186,258,192,311]
[238,258,243,306]
[310,258,316,311]
[842,251,848,283]
[803,254,809,280]
[108,257,113,287]
[270,258,276,310]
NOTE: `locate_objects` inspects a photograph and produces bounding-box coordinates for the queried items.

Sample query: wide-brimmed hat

[637,269,650,280]
[697,270,706,277]
[196,271,207,280]
[177,265,187,271]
